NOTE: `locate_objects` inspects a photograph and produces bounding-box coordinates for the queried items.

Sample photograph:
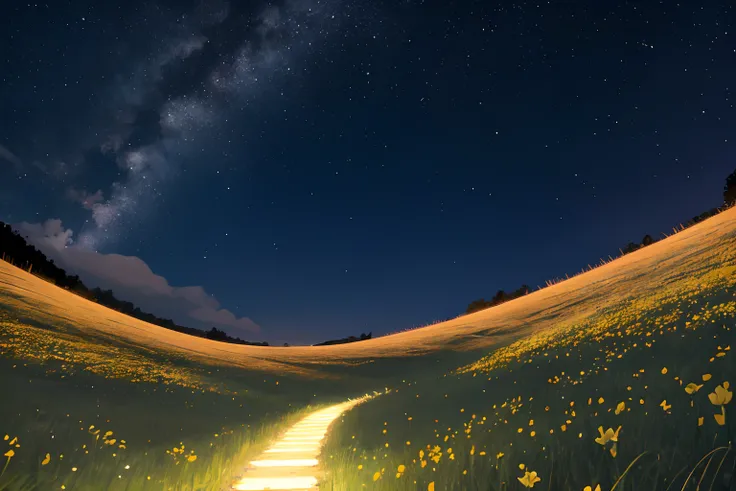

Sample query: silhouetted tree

[314,332,373,346]
[621,242,640,255]
[642,234,654,246]
[0,221,269,346]
[465,285,530,314]
[724,168,736,206]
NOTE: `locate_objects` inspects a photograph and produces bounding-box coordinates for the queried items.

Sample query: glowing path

[232,397,368,491]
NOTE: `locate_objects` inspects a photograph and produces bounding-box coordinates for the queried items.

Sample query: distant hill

[0,222,269,347]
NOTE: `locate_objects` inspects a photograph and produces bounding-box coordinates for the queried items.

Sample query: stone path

[231,398,366,490]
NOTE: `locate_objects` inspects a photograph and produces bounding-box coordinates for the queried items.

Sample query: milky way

[76,0,347,250]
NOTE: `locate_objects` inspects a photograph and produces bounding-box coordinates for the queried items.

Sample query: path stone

[232,398,365,491]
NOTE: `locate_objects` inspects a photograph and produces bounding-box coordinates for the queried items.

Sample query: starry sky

[1,0,734,344]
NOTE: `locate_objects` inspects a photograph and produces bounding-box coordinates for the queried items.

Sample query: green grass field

[319,239,736,490]
[1,209,735,491]
[0,312,345,490]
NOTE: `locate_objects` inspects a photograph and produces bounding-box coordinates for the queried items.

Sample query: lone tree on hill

[725,168,736,206]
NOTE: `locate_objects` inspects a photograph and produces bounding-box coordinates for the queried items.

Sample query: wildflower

[584,485,602,491]
[428,483,435,491]
[595,426,621,445]
[660,400,672,412]
[708,382,732,406]
[714,407,727,426]
[615,402,625,415]
[42,453,51,465]
[518,470,542,488]
[372,471,381,481]
[685,383,703,395]
[186,455,197,462]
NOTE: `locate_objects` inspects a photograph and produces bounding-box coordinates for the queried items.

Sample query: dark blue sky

[1,0,734,344]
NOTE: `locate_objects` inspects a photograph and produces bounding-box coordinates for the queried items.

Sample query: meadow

[0,309,350,490]
[0,207,734,490]
[319,227,736,490]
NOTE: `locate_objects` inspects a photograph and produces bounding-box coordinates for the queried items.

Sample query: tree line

[465,167,736,314]
[0,222,269,346]
[2,167,735,344]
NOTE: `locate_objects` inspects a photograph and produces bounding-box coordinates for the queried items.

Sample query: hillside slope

[1,207,735,376]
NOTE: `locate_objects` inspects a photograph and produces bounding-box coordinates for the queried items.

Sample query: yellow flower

[496,452,505,459]
[661,367,668,375]
[428,483,435,491]
[373,471,381,481]
[397,464,405,474]
[594,426,621,445]
[708,382,732,406]
[583,486,602,491]
[702,373,712,381]
[615,401,625,415]
[186,455,197,462]
[714,406,727,426]
[660,400,672,412]
[685,383,703,395]
[41,453,51,465]
[518,470,542,488]
[4,450,14,458]
[698,417,704,427]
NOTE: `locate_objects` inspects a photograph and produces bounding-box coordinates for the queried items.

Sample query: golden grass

[1,207,734,378]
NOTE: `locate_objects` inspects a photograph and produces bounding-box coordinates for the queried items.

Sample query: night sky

[1,1,734,344]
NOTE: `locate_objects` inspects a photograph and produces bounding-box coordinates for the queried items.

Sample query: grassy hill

[0,207,734,490]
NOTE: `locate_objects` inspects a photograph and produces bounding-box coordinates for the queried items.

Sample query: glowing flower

[685,383,703,395]
[518,470,542,488]
[42,453,51,466]
[714,408,726,426]
[708,382,732,406]
[594,426,621,445]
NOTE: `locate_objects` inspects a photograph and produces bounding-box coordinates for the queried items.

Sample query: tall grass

[320,252,736,490]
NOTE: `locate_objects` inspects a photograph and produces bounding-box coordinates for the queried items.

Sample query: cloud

[14,219,261,337]
[0,144,23,172]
